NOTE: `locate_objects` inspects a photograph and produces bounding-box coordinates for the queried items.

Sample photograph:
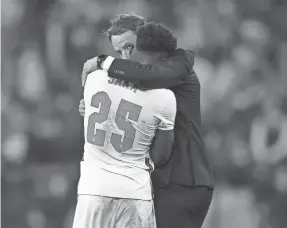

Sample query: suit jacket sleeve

[107,49,195,89]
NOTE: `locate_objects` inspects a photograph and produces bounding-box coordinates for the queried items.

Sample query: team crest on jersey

[101,114,119,147]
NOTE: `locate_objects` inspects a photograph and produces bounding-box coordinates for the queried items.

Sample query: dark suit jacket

[107,49,215,188]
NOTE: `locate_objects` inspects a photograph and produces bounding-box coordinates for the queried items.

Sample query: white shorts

[72,195,156,228]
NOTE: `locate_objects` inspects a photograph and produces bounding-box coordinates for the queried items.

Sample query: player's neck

[145,52,168,63]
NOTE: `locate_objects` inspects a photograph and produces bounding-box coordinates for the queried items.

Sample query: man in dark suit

[80,14,215,228]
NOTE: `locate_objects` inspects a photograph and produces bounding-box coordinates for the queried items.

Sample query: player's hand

[79,99,85,117]
[81,56,99,86]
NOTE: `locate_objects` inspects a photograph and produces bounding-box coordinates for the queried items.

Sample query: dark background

[1,0,287,227]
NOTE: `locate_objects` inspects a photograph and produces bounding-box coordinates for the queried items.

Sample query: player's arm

[103,49,194,89]
[151,129,174,167]
[150,92,177,167]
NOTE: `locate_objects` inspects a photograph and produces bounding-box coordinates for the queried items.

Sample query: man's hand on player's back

[81,57,99,86]
[80,56,101,116]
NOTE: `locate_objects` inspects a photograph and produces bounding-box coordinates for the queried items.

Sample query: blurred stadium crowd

[1,0,287,228]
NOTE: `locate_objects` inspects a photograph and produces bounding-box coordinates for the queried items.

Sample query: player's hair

[105,13,147,41]
[136,22,177,55]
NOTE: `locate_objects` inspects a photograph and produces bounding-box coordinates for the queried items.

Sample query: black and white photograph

[1,0,287,228]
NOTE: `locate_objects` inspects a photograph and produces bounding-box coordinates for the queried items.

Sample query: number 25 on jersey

[87,91,142,153]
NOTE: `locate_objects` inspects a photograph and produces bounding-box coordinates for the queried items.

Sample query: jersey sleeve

[157,90,177,131]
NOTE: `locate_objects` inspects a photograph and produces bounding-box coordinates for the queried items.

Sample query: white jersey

[78,70,176,200]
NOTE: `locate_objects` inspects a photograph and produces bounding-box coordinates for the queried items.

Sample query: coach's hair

[105,13,147,41]
[136,22,177,55]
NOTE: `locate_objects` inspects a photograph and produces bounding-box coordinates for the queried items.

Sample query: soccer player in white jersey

[73,17,177,228]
